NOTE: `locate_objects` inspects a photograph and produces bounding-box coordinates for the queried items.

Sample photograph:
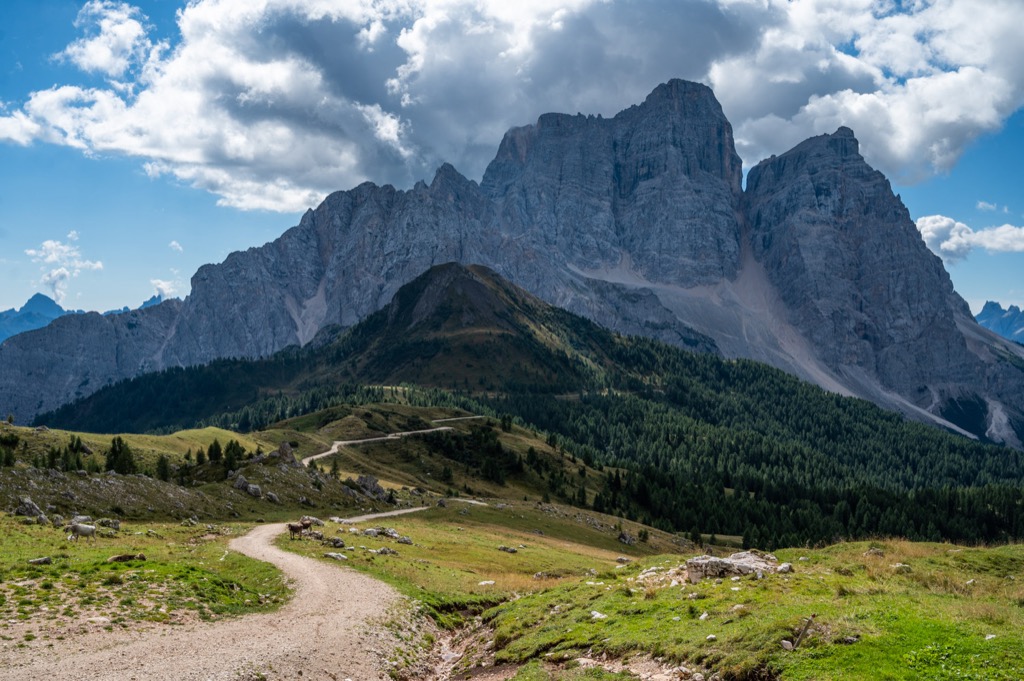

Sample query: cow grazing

[287,522,304,540]
[65,523,97,542]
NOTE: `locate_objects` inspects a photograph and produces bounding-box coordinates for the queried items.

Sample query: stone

[233,474,249,491]
[97,518,120,531]
[70,515,93,525]
[618,531,636,546]
[28,557,52,565]
[686,551,784,583]
[397,536,413,545]
[15,496,42,517]
[324,552,348,561]
[706,635,717,642]
[498,545,518,554]
[246,484,262,498]
[266,492,279,503]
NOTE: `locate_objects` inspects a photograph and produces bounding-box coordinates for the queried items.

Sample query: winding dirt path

[0,516,418,681]
[301,415,486,467]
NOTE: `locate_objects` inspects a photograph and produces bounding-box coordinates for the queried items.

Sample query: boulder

[233,474,249,491]
[15,496,42,517]
[246,484,262,498]
[685,551,787,583]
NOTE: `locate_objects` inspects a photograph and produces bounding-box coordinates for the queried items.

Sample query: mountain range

[976,301,1024,344]
[2,79,1023,446]
[0,294,72,344]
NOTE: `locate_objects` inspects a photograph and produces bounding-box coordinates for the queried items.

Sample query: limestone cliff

[3,79,1023,446]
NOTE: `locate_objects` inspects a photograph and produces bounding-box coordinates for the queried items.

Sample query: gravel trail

[0,520,408,681]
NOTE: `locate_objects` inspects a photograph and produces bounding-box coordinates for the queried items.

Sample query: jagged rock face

[746,128,1024,443]
[0,301,182,421]
[482,79,743,288]
[2,79,1023,446]
[746,128,976,383]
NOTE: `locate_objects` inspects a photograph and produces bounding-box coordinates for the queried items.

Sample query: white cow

[65,523,97,542]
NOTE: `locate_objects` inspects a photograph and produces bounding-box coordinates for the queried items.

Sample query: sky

[1,0,1022,315]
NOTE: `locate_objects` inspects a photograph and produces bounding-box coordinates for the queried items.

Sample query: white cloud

[25,237,103,303]
[150,278,177,298]
[0,0,1022,210]
[978,200,998,211]
[58,1,152,78]
[169,240,183,252]
[916,214,1024,264]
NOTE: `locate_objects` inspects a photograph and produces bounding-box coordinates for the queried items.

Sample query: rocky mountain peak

[20,293,64,316]
[3,79,1023,445]
[976,300,1024,343]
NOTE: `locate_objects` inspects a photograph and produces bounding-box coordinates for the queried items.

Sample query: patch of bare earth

[0,523,404,680]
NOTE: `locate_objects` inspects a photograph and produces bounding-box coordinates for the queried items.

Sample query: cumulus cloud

[916,214,1024,264]
[58,1,154,78]
[1,0,1023,209]
[169,240,183,252]
[25,236,104,303]
[150,278,178,298]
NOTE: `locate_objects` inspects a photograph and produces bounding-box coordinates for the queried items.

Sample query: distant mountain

[977,302,1024,343]
[4,79,1024,447]
[0,294,70,344]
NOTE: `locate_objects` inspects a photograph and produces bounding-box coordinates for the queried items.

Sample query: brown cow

[287,522,304,540]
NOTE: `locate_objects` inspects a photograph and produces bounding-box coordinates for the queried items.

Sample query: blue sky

[1,0,1022,314]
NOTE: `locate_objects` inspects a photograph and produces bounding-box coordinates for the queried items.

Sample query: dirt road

[0,519,412,681]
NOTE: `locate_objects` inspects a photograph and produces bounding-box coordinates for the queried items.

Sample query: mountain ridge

[3,79,1024,445]
[977,301,1024,343]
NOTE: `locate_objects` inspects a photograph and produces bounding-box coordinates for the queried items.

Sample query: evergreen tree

[105,436,137,475]
[156,454,171,482]
[207,439,223,463]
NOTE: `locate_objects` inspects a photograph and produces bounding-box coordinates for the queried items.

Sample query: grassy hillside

[481,540,1024,680]
[272,500,1024,681]
[0,514,289,648]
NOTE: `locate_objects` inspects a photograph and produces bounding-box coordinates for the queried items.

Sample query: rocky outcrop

[746,128,1024,444]
[977,302,1024,343]
[2,79,1024,445]
[685,551,792,583]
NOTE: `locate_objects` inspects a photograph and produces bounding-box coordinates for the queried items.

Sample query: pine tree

[156,454,171,482]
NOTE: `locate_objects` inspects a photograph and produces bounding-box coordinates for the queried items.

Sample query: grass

[278,500,683,628]
[0,513,289,645]
[479,540,1024,680]
[1,422,270,472]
